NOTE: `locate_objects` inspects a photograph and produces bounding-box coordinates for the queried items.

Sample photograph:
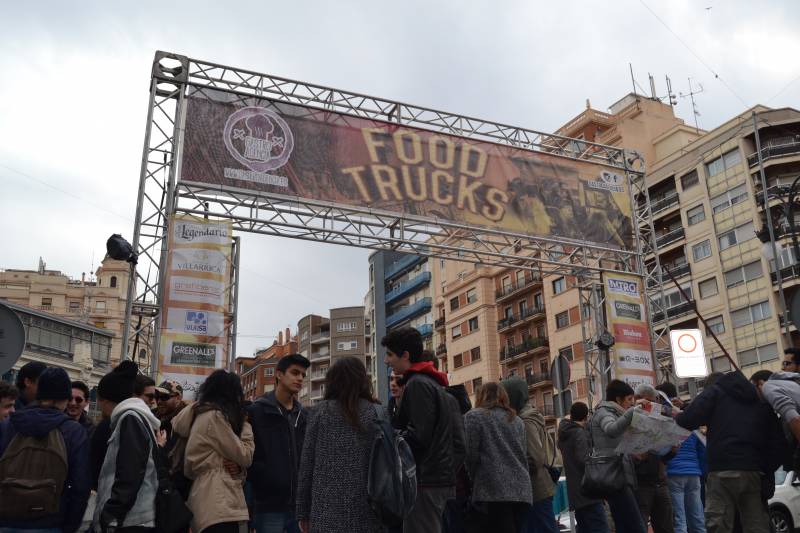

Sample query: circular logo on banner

[677,333,697,353]
[223,107,294,172]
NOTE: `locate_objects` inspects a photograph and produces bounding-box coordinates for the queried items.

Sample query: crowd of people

[4,332,800,533]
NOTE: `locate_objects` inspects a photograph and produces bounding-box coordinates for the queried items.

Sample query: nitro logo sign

[613,301,642,320]
[173,220,231,246]
[169,341,218,367]
[607,278,640,298]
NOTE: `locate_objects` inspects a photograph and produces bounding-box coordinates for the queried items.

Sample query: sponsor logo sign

[169,276,226,306]
[613,301,642,320]
[173,219,231,246]
[172,248,228,277]
[607,278,640,298]
[165,308,225,337]
[169,341,220,367]
[613,323,651,347]
[616,348,654,371]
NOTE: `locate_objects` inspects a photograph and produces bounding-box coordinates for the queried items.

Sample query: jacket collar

[401,361,449,387]
[112,397,162,433]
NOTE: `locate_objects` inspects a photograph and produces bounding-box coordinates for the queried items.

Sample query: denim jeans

[522,497,559,533]
[253,512,301,533]
[668,475,707,533]
[574,502,611,533]
[606,485,647,533]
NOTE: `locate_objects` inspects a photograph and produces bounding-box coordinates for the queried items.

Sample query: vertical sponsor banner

[159,214,233,398]
[602,272,656,389]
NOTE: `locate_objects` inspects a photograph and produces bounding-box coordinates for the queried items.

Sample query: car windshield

[775,467,788,486]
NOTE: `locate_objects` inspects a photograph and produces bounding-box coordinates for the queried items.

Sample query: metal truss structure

[123,51,664,388]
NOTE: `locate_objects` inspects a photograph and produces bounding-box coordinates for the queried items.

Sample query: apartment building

[236,328,297,401]
[369,251,434,402]
[0,257,135,365]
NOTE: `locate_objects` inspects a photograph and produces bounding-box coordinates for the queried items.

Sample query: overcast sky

[1,1,798,358]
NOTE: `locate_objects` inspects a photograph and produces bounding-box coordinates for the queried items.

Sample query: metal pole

[753,111,791,339]
[229,236,241,372]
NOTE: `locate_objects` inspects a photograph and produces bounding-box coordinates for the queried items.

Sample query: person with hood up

[557,401,610,533]
[247,353,310,533]
[94,360,162,533]
[0,366,90,533]
[590,379,647,533]
[676,370,784,533]
[501,376,559,533]
[173,370,254,533]
[463,382,532,533]
[383,326,456,533]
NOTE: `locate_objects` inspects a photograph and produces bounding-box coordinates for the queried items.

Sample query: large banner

[158,214,233,398]
[180,89,634,249]
[602,272,656,389]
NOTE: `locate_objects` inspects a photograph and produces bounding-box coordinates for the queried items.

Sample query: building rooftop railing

[747,141,800,167]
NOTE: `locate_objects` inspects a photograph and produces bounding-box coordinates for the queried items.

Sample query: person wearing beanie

[501,376,559,533]
[14,360,47,410]
[93,361,162,532]
[0,367,91,533]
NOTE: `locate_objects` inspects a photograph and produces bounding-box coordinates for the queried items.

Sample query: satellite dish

[0,302,26,376]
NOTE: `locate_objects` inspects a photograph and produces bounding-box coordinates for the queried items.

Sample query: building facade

[236,328,297,401]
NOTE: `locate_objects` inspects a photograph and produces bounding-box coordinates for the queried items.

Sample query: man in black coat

[676,370,785,533]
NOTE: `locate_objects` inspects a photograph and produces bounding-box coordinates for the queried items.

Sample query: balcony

[384,254,425,281]
[650,192,680,215]
[755,184,793,207]
[310,350,330,362]
[525,372,551,387]
[310,370,327,381]
[385,272,431,305]
[497,306,546,331]
[771,264,800,284]
[386,297,432,328]
[496,273,542,301]
[417,323,433,338]
[647,262,691,287]
[436,343,447,356]
[500,336,549,362]
[434,317,446,330]
[655,227,685,248]
[310,331,330,345]
[747,141,800,167]
[652,300,695,323]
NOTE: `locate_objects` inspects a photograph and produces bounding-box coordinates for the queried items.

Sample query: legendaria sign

[180,89,635,249]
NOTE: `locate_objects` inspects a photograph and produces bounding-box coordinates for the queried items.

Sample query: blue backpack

[367,404,417,526]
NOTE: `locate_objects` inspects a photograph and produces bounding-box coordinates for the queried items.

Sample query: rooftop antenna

[629,63,637,96]
[90,250,95,282]
[680,77,704,132]
[665,75,678,107]
[649,73,657,100]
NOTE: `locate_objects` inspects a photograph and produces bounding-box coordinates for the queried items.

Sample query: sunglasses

[70,396,85,404]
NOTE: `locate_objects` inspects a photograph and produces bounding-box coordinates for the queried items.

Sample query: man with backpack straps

[0,366,90,533]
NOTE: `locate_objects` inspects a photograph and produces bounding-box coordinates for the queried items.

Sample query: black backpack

[367,404,417,526]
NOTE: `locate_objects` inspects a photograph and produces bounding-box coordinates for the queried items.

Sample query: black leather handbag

[580,421,626,498]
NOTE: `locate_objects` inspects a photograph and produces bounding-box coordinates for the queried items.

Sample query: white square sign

[669,329,709,378]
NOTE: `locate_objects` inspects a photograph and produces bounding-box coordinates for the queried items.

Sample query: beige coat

[173,406,255,533]
[519,404,556,502]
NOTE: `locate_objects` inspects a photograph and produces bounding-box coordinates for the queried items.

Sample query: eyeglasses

[70,396,85,404]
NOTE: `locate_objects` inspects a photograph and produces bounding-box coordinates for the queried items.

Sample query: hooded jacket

[501,376,556,502]
[173,405,255,533]
[95,397,161,531]
[676,371,785,473]
[589,401,637,487]
[558,418,600,511]
[396,361,456,487]
[0,406,90,533]
[247,390,306,513]
[763,371,800,424]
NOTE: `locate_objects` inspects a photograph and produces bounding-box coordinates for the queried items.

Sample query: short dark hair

[570,401,589,422]
[786,347,800,365]
[15,361,46,390]
[0,381,19,401]
[751,370,773,383]
[606,379,635,403]
[421,350,438,369]
[381,327,424,363]
[134,374,156,395]
[655,382,678,398]
[71,381,90,399]
[276,353,310,374]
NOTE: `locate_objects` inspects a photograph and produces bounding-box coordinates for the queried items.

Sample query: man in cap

[155,379,188,451]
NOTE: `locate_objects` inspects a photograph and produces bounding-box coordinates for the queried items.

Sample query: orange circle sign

[677,333,697,353]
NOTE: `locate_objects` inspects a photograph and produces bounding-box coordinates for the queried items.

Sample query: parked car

[770,467,800,533]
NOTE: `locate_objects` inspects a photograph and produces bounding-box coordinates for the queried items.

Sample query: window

[711,184,748,214]
[264,367,274,377]
[738,343,778,367]
[555,311,569,329]
[95,300,106,311]
[41,297,52,308]
[449,297,460,311]
[453,353,463,368]
[504,306,513,319]
[336,320,357,332]
[519,300,528,316]
[69,301,80,310]
[724,261,763,288]
[706,315,725,336]
[470,346,481,362]
[452,326,461,339]
[655,284,693,309]
[472,377,483,392]
[698,277,718,299]
[539,358,549,374]
[533,293,543,309]
[524,363,533,377]
[559,346,574,361]
[501,276,511,291]
[468,317,479,332]
[710,355,731,372]
[553,278,566,295]
[686,204,706,226]
[337,340,358,351]
[110,276,117,288]
[681,170,699,190]
[718,222,755,251]
[466,288,477,304]
[705,149,742,177]
[731,301,771,327]
[516,271,526,285]
[692,240,712,261]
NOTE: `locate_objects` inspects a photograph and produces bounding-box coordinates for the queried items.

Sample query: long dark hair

[323,357,376,429]
[196,370,246,436]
